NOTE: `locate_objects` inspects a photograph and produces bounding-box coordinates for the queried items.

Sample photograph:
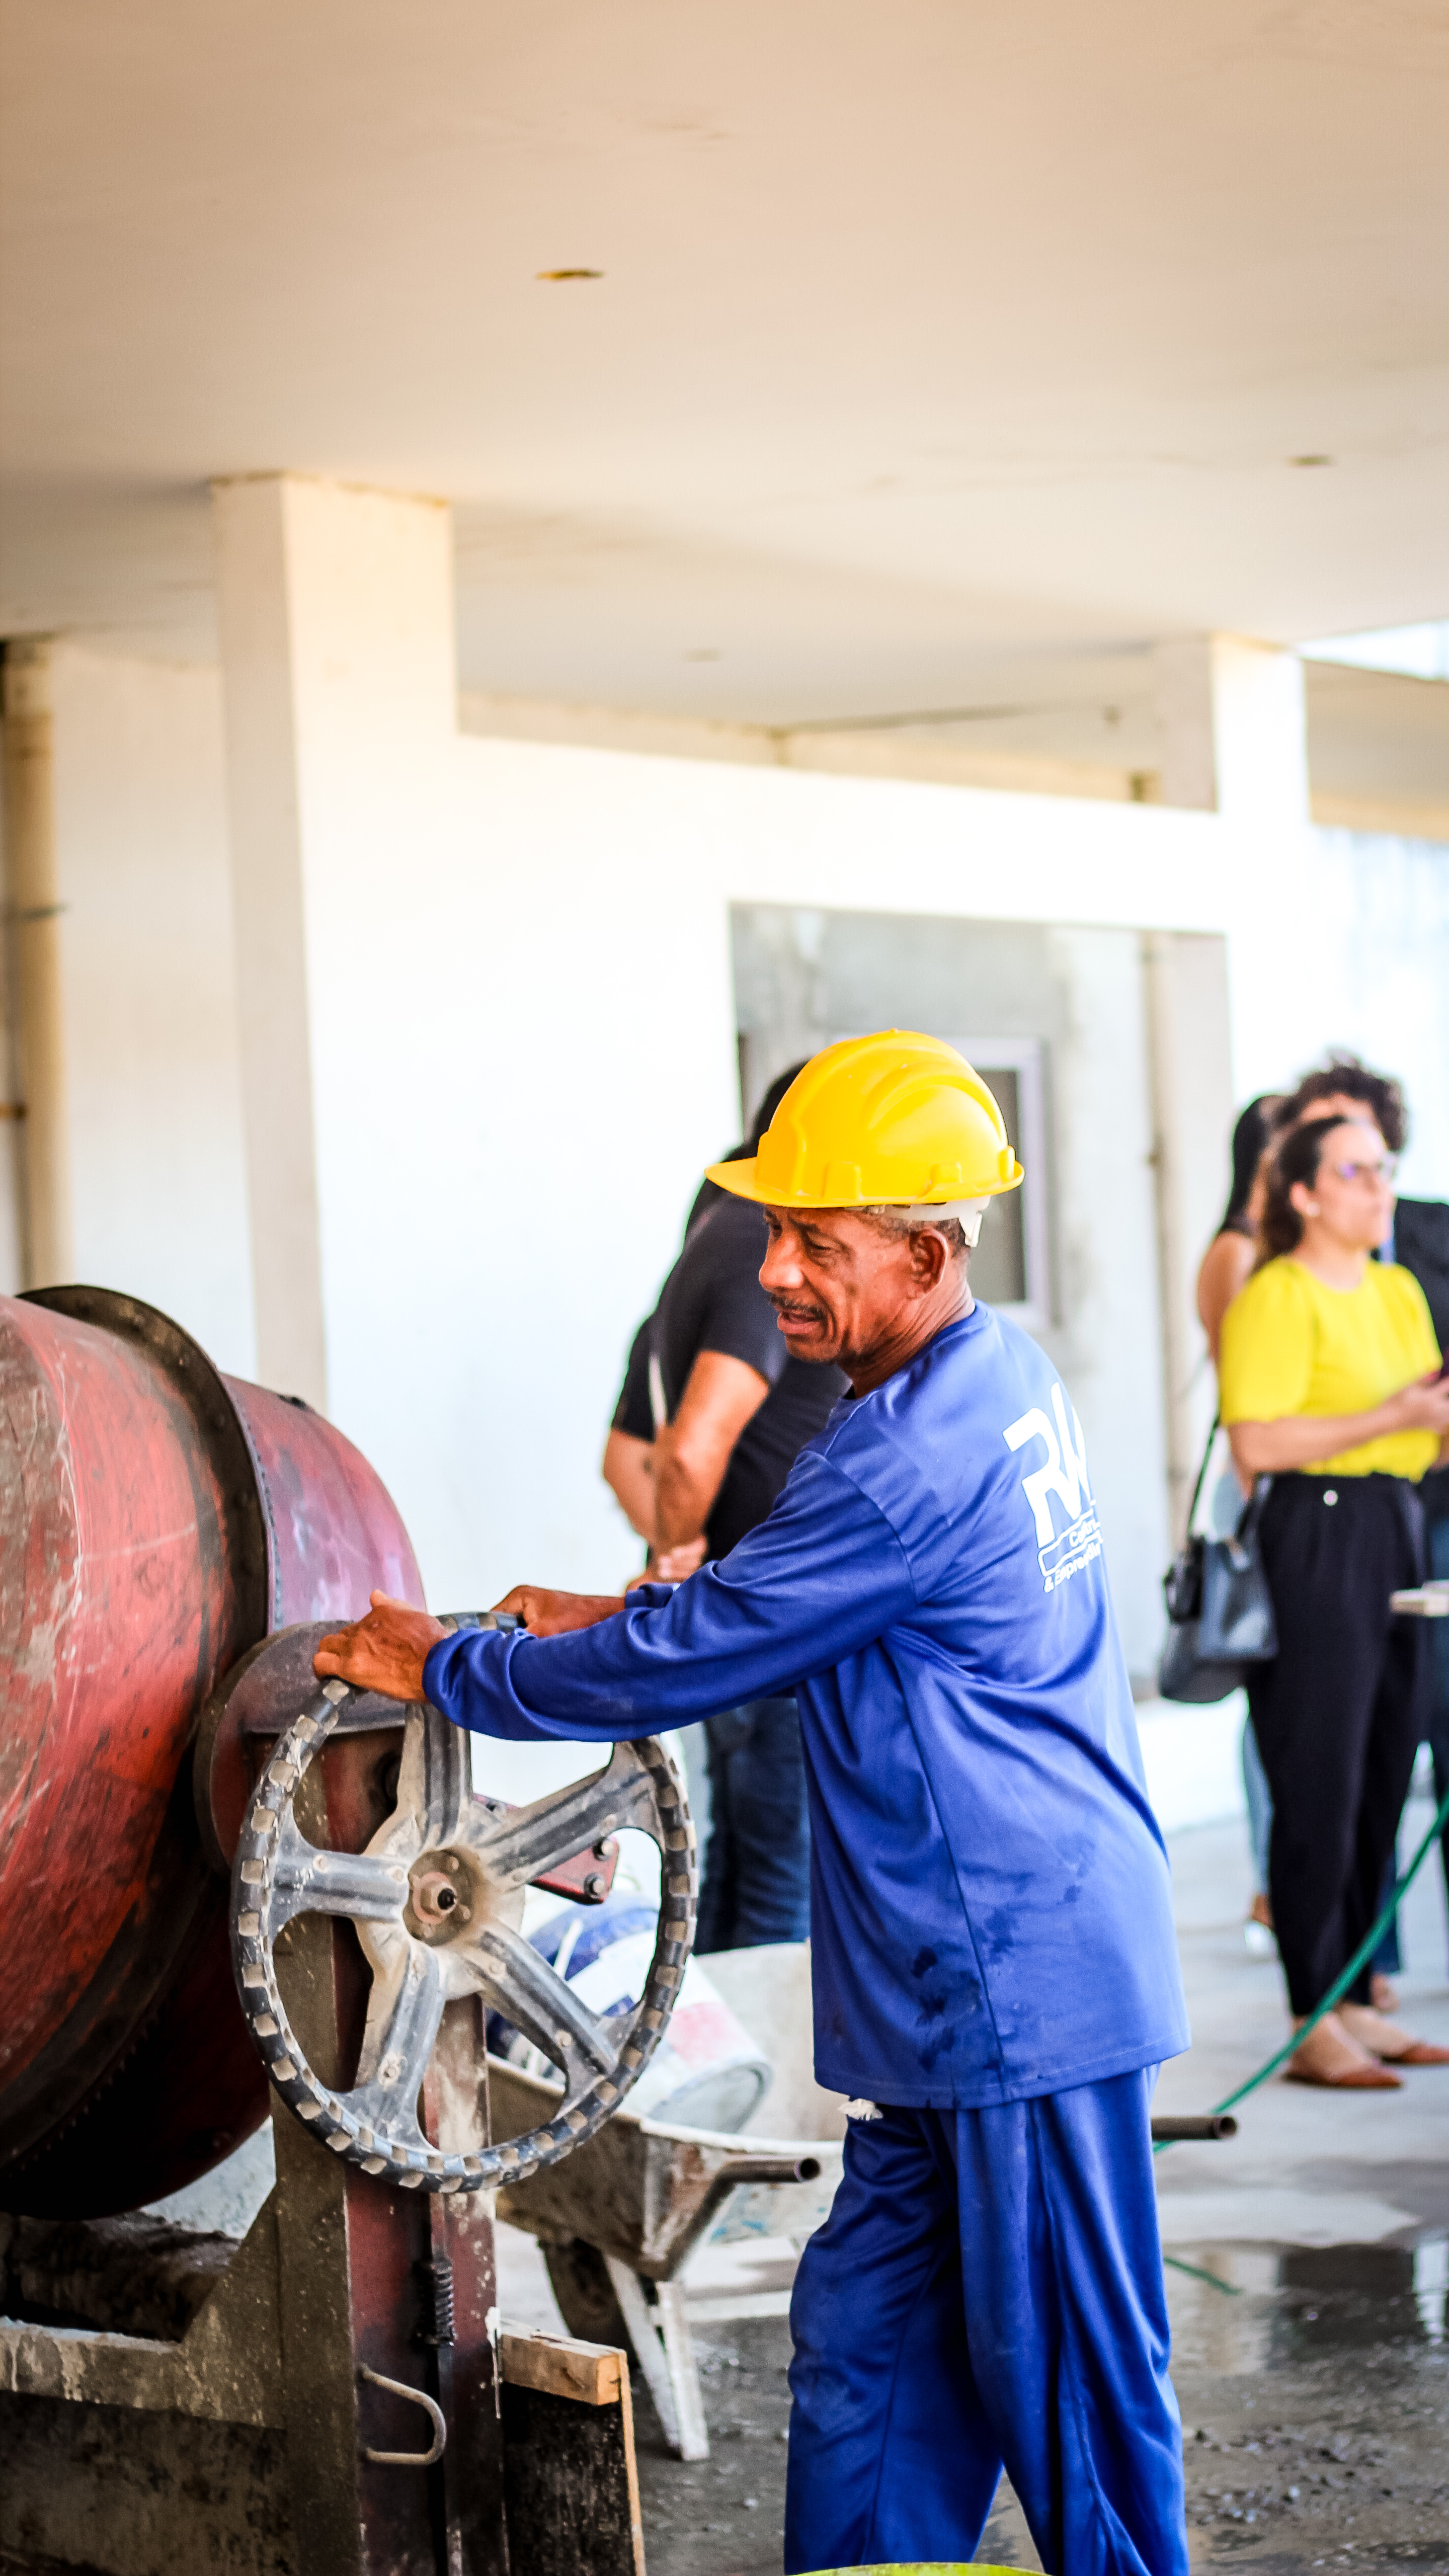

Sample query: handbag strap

[1234,1469,1271,1543]
[1185,1413,1220,1535]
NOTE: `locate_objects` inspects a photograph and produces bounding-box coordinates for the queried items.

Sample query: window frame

[945,1035,1051,1330]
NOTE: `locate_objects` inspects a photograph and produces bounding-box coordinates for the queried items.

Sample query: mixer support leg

[429,2005,508,2576]
[275,1903,508,2576]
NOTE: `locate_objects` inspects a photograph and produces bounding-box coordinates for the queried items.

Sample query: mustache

[767,1291,828,1325]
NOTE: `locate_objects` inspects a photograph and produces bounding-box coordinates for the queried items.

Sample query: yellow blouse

[1218,1255,1441,1480]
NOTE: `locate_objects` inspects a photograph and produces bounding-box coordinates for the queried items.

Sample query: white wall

[1215,824,1449,1199]
[314,733,1222,1626]
[1251,828,1449,1200]
[48,644,254,1373]
[299,742,1449,1642]
[30,613,1449,1672]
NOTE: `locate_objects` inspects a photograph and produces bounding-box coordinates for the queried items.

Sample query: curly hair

[1257,1115,1379,1264]
[1269,1051,1407,1155]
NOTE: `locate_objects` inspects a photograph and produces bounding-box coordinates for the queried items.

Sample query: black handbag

[1158,1420,1278,1704]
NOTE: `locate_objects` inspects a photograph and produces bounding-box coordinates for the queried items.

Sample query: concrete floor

[500,1797,1449,2573]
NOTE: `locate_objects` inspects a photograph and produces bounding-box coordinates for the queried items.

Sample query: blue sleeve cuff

[423,1630,470,1712]
[621,1581,680,1612]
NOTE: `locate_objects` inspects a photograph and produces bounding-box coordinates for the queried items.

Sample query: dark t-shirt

[651,1195,847,1560]
[1393,1197,1449,1523]
[611,1159,749,1443]
[611,1318,656,1444]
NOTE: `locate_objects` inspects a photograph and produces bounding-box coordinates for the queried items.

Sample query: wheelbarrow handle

[716,2153,823,2183]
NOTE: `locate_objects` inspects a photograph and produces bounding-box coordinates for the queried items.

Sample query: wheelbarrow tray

[489,2054,843,2283]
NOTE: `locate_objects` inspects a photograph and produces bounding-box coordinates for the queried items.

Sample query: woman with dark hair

[1219,1115,1449,2086]
[1197,1094,1279,1362]
[1196,1095,1284,1953]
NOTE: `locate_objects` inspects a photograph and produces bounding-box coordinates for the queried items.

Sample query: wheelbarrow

[489,2055,843,2460]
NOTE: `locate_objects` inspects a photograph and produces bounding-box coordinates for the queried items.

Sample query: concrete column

[1,641,73,1287]
[212,476,455,1410]
[1142,932,1235,1547]
[1147,639,1304,1542]
[1151,635,1310,825]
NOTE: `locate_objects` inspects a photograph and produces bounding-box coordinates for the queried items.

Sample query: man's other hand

[490,1586,626,1639]
[644,1535,708,1584]
[313,1592,446,1701]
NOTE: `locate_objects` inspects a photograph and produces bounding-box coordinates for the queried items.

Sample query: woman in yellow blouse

[1220,1114,1449,2088]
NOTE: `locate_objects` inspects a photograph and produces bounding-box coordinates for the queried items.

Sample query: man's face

[758,1207,949,1371]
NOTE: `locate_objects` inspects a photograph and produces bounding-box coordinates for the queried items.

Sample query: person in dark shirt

[601,1070,805,1566]
[601,1318,658,1548]
[654,1187,846,1949]
[605,1066,846,1948]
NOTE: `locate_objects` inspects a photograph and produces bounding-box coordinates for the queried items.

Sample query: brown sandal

[1284,2060,1403,2090]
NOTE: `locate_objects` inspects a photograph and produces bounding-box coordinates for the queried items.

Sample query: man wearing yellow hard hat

[319,1032,1191,2576]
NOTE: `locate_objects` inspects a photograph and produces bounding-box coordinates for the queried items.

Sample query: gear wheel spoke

[470,1742,658,1891]
[266,1814,410,1928]
[465,1919,619,2095]
[353,1940,447,2107]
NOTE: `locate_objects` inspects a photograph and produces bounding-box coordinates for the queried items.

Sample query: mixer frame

[2,1632,695,2576]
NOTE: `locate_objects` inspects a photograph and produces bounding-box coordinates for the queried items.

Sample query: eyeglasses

[1328,1156,1397,1188]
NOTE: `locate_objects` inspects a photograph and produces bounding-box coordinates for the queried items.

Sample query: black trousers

[1248,1474,1427,2016]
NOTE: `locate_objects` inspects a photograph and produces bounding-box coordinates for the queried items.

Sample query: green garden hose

[1156,1776,1449,2293]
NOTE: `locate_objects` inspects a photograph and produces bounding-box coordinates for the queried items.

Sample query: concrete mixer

[0,1286,700,2576]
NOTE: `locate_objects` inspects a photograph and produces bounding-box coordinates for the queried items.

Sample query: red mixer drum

[0,1286,423,2217]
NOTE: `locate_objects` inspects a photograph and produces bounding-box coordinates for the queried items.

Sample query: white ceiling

[4,0,1449,721]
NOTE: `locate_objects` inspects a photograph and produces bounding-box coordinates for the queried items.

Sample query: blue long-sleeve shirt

[424,1306,1189,2108]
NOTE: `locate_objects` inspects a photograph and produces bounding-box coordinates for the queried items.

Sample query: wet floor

[1168,2237,1449,2572]
[633,2239,1449,2575]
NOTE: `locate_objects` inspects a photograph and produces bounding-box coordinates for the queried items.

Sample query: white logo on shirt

[1003,1383,1103,1594]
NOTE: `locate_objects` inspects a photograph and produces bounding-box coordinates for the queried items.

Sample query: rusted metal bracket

[358,2365,447,2468]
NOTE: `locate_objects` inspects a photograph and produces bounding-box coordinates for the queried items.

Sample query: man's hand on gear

[313,1591,446,1702]
[313,1586,629,1698]
[490,1585,626,1638]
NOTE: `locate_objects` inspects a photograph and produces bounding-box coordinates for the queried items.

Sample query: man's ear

[908,1226,951,1292]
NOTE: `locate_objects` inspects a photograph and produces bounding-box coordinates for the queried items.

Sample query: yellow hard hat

[707,1031,1024,1211]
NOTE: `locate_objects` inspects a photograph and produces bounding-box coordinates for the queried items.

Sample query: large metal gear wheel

[230,1624,696,2193]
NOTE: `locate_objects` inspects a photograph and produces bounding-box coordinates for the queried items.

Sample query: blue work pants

[695,1694,811,1951]
[785,2073,1188,2576]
